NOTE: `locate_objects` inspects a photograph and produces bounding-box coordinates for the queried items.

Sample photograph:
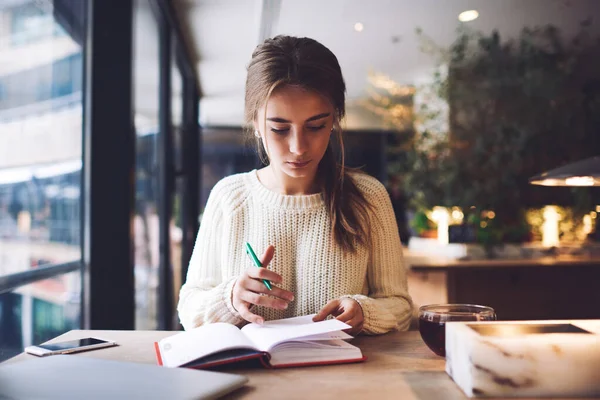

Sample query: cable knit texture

[178,170,413,335]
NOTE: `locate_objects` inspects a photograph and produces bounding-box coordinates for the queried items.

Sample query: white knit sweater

[177,170,413,335]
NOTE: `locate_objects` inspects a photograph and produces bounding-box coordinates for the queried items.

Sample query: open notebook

[155,315,365,368]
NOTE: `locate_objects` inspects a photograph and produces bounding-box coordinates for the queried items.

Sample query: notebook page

[158,323,256,367]
[300,330,353,341]
[268,339,362,366]
[241,314,350,351]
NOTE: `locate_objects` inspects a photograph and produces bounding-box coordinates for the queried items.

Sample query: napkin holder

[445,319,600,398]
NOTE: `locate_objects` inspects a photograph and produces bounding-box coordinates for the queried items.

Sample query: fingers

[245,279,294,302]
[313,299,340,322]
[337,309,363,335]
[236,303,264,325]
[260,245,275,266]
[337,298,364,335]
[246,266,283,285]
[336,299,363,321]
[313,298,364,336]
[234,275,293,310]
[345,316,364,332]
[239,290,289,310]
[335,308,354,323]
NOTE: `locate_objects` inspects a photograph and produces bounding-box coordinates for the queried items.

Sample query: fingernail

[289,295,295,301]
[257,318,264,325]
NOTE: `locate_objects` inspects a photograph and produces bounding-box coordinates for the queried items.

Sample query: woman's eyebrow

[266,112,331,123]
[305,113,330,122]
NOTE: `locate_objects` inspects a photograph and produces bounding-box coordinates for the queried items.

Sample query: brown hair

[244,35,372,252]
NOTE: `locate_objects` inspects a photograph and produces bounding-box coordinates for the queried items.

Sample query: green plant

[410,210,436,236]
[366,22,600,246]
[439,23,599,215]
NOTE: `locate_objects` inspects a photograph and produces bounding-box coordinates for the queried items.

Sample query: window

[0,0,85,360]
[133,0,160,329]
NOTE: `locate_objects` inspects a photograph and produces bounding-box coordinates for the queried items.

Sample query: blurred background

[1,0,599,361]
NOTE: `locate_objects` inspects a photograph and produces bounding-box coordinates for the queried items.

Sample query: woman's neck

[257,166,320,195]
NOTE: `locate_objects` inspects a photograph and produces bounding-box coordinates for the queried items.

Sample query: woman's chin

[283,164,315,179]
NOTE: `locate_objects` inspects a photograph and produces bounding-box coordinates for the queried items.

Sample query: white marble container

[445,319,600,398]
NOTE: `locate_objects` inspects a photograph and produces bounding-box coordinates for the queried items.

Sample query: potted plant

[364,21,600,255]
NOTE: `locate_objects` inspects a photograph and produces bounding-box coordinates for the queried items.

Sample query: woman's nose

[289,129,308,155]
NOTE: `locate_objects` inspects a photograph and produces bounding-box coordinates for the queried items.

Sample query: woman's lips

[287,160,311,168]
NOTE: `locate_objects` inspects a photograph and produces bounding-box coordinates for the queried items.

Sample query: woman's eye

[307,124,326,132]
[270,127,289,134]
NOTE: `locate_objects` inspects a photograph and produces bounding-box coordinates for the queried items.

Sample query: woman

[178,35,412,335]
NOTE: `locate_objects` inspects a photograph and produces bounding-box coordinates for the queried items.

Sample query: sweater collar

[247,170,325,209]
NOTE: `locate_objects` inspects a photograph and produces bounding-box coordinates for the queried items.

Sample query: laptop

[0,355,248,400]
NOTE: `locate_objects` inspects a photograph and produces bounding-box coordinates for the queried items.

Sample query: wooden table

[5,329,465,399]
[7,329,599,399]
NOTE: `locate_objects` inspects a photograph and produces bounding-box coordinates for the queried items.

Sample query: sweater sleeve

[345,177,413,335]
[177,181,245,330]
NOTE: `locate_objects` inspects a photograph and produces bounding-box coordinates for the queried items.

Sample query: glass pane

[0,270,81,362]
[0,0,85,360]
[133,0,159,330]
[171,43,184,326]
[201,127,259,207]
[0,3,83,271]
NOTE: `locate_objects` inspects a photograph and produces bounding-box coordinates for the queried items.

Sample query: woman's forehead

[263,85,333,120]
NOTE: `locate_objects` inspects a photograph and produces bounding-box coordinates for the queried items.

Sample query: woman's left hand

[313,298,364,336]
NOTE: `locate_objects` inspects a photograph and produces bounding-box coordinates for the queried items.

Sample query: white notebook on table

[155,314,365,368]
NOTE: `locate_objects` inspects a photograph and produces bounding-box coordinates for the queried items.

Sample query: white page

[299,330,353,341]
[158,323,256,367]
[241,314,350,351]
[269,339,362,366]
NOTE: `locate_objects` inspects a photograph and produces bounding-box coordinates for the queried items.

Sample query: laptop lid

[0,355,248,400]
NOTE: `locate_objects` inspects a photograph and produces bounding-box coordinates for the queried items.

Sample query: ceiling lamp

[529,156,600,187]
[458,10,479,22]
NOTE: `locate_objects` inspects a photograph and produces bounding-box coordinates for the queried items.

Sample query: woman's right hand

[232,245,295,324]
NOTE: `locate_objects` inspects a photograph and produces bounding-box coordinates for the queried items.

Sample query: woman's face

[255,85,334,184]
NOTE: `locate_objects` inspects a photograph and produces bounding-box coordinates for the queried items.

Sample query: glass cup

[418,304,496,357]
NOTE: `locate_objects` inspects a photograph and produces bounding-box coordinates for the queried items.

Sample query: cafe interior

[1,0,600,398]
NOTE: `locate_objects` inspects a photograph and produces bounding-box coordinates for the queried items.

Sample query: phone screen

[37,338,109,351]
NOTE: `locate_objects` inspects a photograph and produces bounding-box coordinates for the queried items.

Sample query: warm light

[431,206,450,245]
[367,72,416,96]
[480,221,488,228]
[458,10,479,22]
[451,208,464,221]
[596,205,600,213]
[583,214,593,235]
[592,211,597,219]
[535,179,562,186]
[354,22,364,32]
[542,206,560,247]
[564,176,595,186]
[487,211,496,219]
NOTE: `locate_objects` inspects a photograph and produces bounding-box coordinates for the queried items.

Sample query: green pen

[244,242,272,290]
